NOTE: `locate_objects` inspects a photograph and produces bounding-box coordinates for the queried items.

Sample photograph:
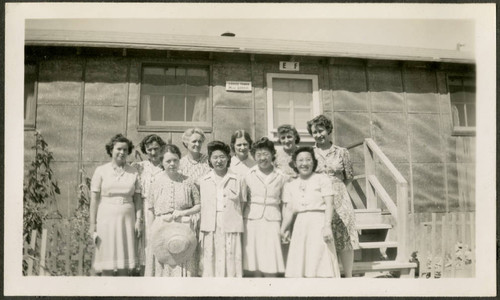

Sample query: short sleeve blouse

[148,172,200,215]
[314,145,353,181]
[283,173,334,213]
[91,163,141,197]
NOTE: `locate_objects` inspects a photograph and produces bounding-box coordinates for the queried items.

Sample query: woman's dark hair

[140,134,166,154]
[250,137,277,162]
[230,129,253,152]
[207,141,232,168]
[291,146,318,174]
[277,124,300,144]
[163,144,182,159]
[105,134,134,157]
[307,114,333,136]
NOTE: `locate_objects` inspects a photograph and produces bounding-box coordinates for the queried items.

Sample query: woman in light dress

[242,137,287,277]
[307,115,359,277]
[199,141,245,277]
[89,134,142,276]
[179,127,211,184]
[280,147,340,278]
[228,129,256,178]
[132,134,166,276]
[146,144,201,277]
[274,124,300,181]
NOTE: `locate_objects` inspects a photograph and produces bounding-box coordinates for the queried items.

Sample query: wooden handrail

[367,175,398,217]
[363,138,409,262]
[346,140,364,150]
[364,138,407,185]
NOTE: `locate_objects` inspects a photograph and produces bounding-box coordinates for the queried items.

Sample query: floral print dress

[314,145,359,251]
[146,172,201,277]
[274,147,298,181]
[179,154,211,184]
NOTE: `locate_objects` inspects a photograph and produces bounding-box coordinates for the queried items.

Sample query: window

[24,63,37,130]
[266,73,321,142]
[448,75,475,136]
[139,65,211,131]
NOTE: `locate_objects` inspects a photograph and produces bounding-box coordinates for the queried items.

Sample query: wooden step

[341,261,417,274]
[358,241,398,249]
[356,223,392,230]
[354,208,382,224]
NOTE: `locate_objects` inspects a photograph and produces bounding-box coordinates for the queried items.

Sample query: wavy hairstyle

[139,134,166,154]
[277,124,300,144]
[306,114,333,136]
[105,134,134,157]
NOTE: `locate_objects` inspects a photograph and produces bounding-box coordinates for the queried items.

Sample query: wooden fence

[23,226,94,276]
[408,212,475,278]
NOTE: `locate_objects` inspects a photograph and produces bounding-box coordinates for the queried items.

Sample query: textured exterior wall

[25,48,475,217]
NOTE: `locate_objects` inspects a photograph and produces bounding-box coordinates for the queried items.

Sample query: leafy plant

[23,131,61,243]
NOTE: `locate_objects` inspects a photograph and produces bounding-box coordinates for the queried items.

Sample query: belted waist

[101,196,133,204]
[249,197,280,205]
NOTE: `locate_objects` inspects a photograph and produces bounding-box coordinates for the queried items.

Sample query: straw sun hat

[150,218,197,267]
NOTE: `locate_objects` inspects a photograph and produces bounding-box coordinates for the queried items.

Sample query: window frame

[24,62,38,131]
[447,73,476,136]
[137,62,213,132]
[266,73,321,143]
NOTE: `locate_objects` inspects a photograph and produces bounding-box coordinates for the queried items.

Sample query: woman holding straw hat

[146,144,200,277]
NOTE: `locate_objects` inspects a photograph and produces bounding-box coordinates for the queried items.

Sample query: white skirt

[200,212,242,277]
[285,211,340,278]
[243,218,285,274]
[94,200,137,271]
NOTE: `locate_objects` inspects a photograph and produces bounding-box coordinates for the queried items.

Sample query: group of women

[89,114,359,278]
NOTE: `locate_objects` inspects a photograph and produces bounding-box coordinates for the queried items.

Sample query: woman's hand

[171,210,185,219]
[322,225,334,243]
[281,230,291,244]
[135,219,142,238]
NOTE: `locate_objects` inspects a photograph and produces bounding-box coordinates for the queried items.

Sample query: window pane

[451,103,466,127]
[449,75,476,131]
[24,65,37,121]
[141,65,209,125]
[148,95,164,121]
[466,104,476,127]
[294,108,311,130]
[272,78,313,129]
[165,67,186,95]
[165,95,185,121]
[274,108,291,128]
[142,67,165,94]
[186,95,207,122]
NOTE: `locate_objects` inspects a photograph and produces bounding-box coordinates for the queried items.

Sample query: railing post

[364,139,377,209]
[39,228,48,276]
[396,182,408,262]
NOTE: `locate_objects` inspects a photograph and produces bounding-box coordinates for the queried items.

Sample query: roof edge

[25,29,476,64]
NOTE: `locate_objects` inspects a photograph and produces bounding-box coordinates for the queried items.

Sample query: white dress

[91,163,141,271]
[283,173,341,278]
